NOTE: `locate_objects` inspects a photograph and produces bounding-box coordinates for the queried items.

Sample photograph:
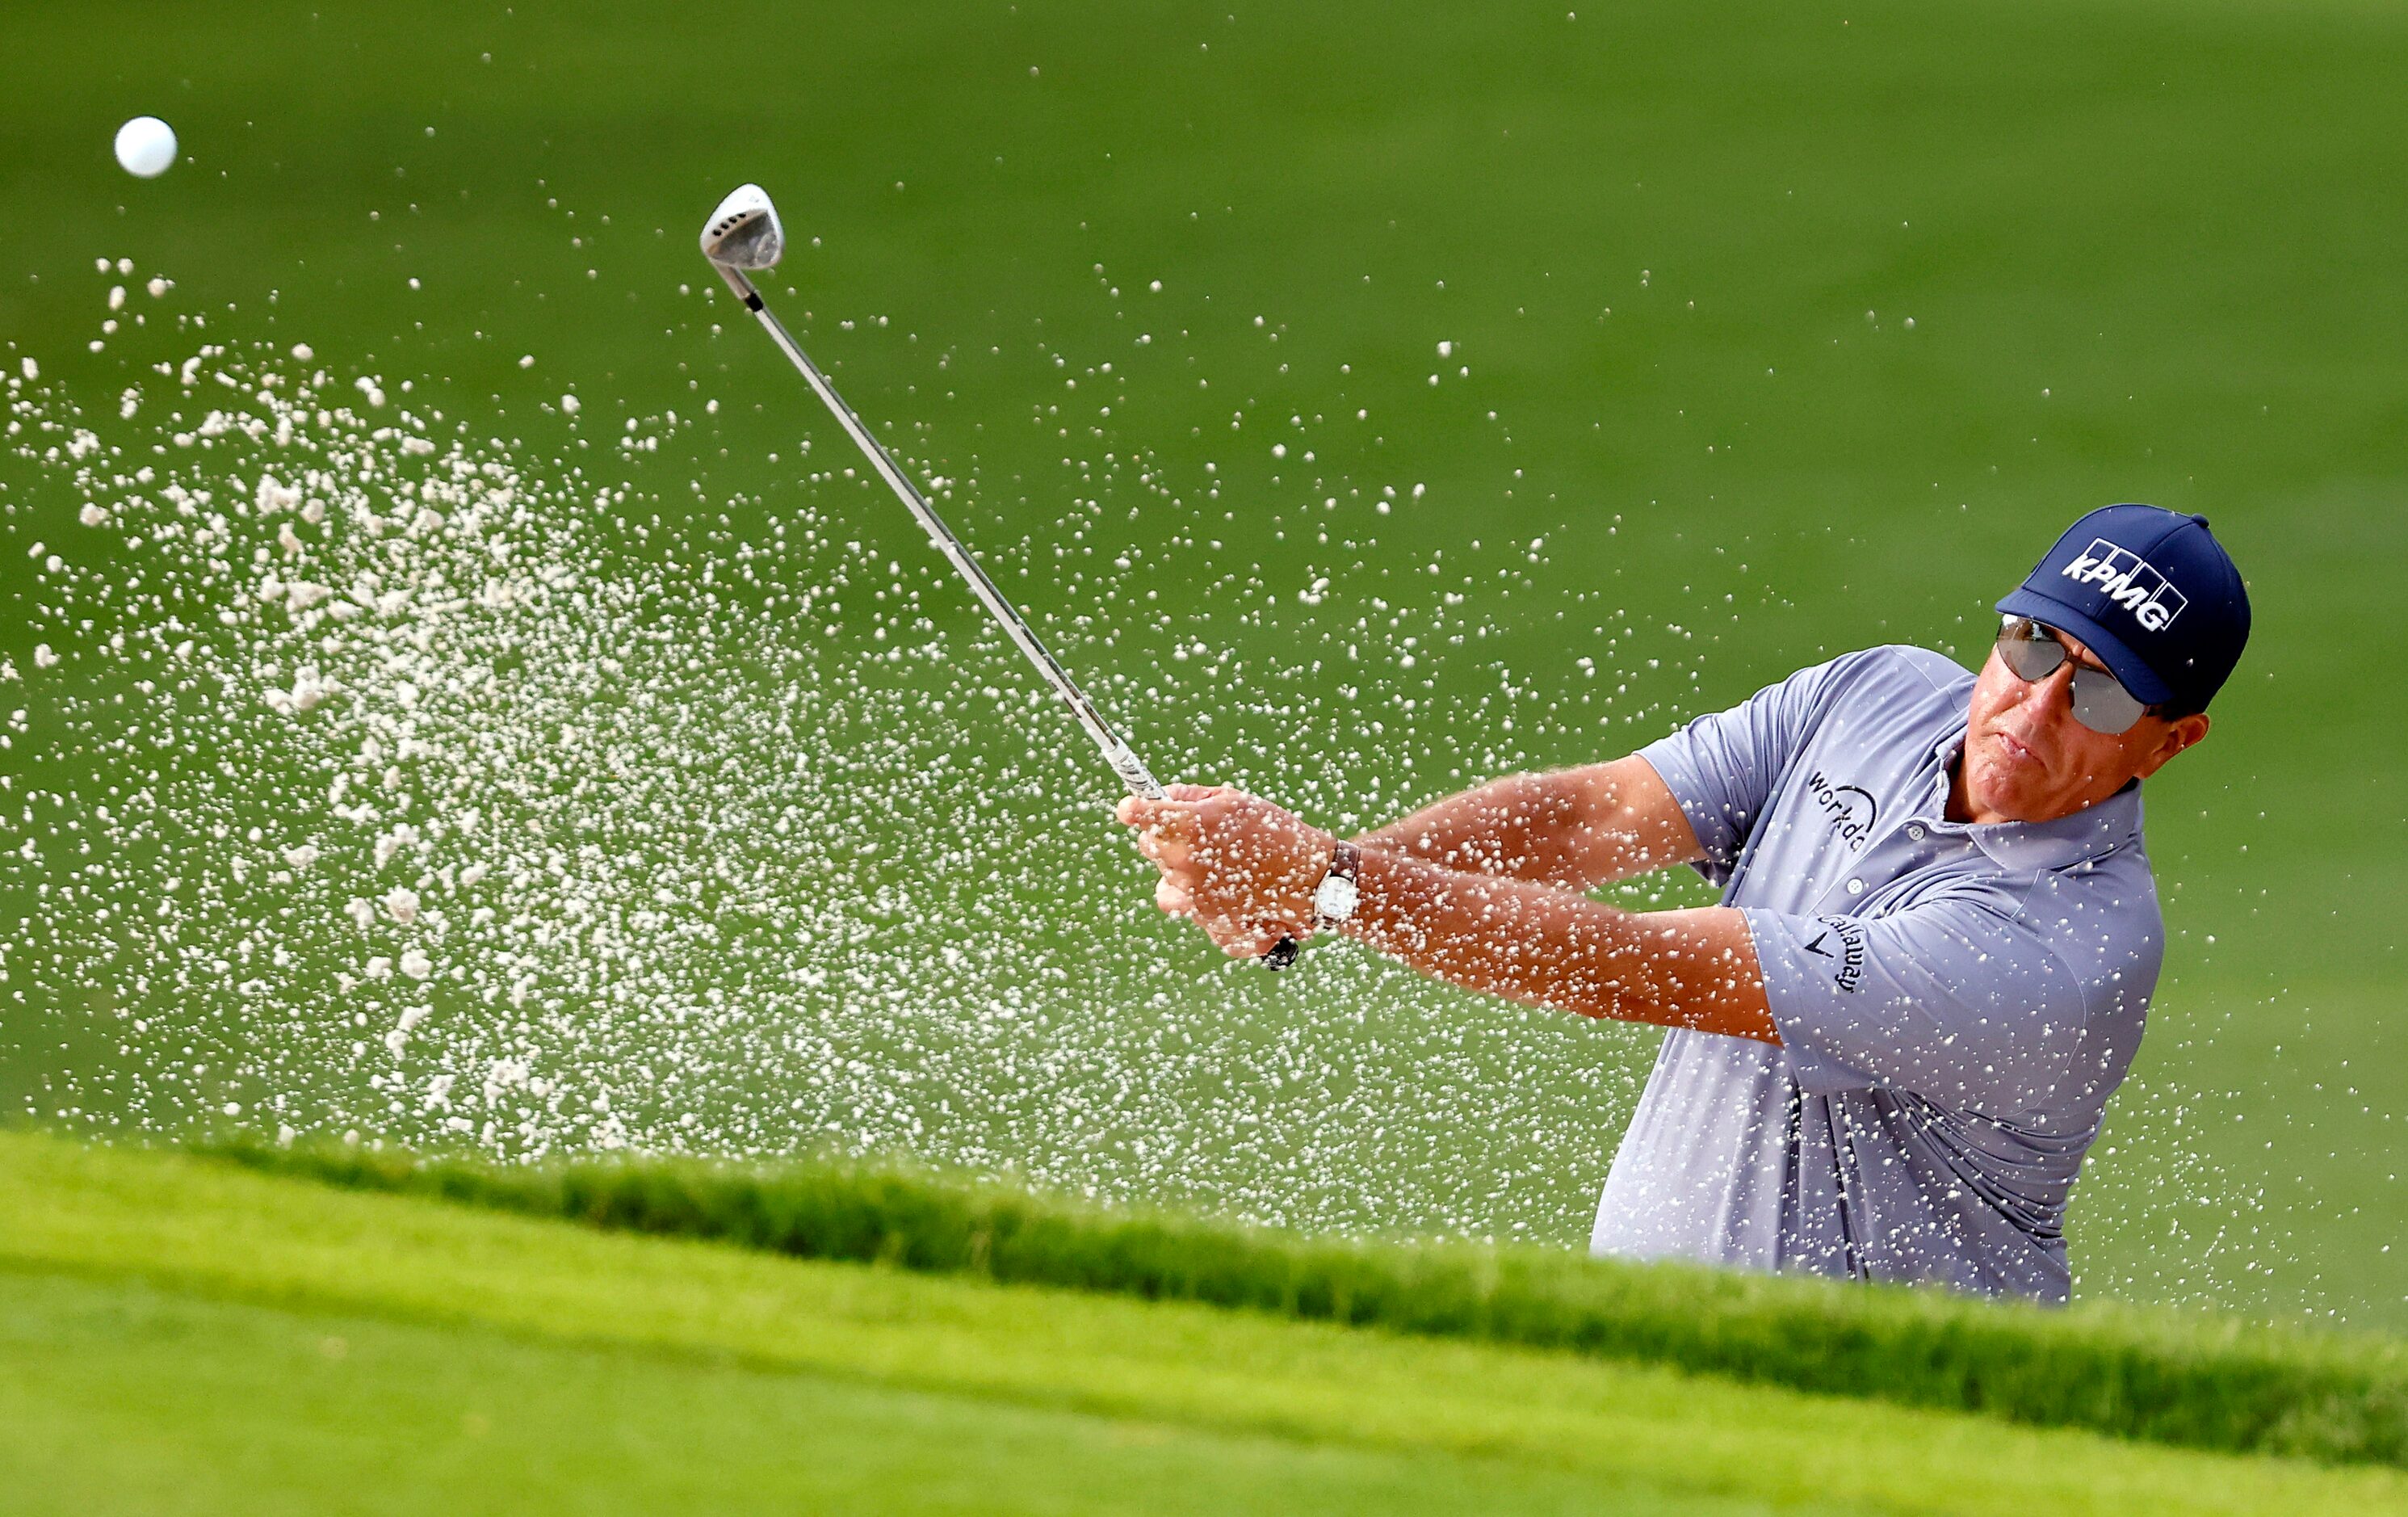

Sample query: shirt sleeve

[1638,650,1873,875]
[1740,892,2092,1113]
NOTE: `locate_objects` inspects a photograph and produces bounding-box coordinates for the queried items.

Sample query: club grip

[1261,935,1301,970]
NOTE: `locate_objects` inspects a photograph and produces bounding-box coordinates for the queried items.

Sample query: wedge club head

[701,183,785,269]
[700,183,785,302]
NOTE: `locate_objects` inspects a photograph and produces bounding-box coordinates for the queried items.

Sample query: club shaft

[720,267,1163,801]
[712,262,1300,971]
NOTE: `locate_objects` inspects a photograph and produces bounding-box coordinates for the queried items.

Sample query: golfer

[1121,505,2250,1302]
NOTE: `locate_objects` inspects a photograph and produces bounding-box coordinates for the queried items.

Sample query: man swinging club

[1120,505,2250,1302]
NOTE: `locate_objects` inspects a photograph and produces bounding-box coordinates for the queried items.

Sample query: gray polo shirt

[1589,645,2160,1302]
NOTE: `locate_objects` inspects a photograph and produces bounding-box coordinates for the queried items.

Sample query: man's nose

[2018,663,2077,724]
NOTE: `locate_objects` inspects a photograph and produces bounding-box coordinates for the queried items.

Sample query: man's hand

[1117,784,1332,959]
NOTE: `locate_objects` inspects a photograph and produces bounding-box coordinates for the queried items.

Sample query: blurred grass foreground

[210,1133,2408,1468]
[10,1129,2408,1515]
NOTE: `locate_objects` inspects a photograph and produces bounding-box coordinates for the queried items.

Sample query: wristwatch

[1313,839,1363,931]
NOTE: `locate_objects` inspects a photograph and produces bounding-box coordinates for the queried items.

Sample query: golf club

[699,183,1301,970]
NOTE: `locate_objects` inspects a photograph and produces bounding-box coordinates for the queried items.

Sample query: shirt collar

[1918,726,2146,872]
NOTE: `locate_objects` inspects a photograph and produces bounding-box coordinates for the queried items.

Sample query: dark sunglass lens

[2070,667,2146,734]
[1996,622,2065,683]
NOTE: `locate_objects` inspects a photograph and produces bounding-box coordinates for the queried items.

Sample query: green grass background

[2,0,2405,1326]
[12,1131,2408,1515]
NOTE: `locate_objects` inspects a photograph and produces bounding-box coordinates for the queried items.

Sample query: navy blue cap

[1997,504,2251,712]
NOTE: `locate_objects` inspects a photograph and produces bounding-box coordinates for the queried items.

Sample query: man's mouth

[1991,729,2045,770]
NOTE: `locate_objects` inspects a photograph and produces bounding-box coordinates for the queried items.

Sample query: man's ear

[2134,712,2211,780]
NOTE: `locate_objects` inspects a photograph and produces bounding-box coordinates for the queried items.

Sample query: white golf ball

[114,116,178,179]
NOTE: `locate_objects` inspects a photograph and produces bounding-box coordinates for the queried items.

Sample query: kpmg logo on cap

[2061,538,2188,632]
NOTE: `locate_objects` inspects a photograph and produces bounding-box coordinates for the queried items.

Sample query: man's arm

[1122,657,1869,1036]
[1119,787,1776,1044]
[1343,846,1777,1043]
[1355,755,1705,890]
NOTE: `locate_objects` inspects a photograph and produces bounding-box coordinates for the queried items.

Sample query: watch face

[1315,875,1360,921]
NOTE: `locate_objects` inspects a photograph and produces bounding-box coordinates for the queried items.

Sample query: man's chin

[1962,757,2049,826]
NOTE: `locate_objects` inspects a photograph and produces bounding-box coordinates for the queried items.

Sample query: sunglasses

[1993,616,2151,734]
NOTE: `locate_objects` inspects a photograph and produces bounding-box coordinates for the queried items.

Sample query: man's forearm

[1354,755,1702,890]
[1355,771,1588,883]
[1342,845,1777,1044]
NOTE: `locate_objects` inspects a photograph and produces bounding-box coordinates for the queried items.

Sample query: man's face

[1957,624,2212,825]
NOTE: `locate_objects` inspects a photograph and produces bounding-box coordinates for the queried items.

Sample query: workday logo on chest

[1803,770,1878,851]
[2062,539,2188,632]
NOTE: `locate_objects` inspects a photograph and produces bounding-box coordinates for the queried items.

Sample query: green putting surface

[6,1132,2406,1515]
